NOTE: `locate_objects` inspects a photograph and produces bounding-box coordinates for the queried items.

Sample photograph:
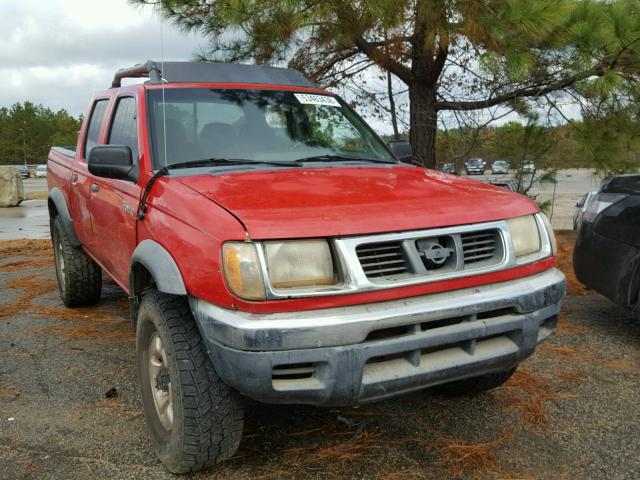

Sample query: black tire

[52,216,101,307]
[137,291,244,474]
[436,367,516,396]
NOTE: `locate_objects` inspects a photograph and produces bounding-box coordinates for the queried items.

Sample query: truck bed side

[47,146,79,242]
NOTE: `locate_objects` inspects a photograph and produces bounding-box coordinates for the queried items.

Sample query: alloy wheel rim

[148,332,174,431]
[55,237,66,292]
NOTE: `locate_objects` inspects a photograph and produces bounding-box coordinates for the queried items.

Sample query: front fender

[130,239,187,296]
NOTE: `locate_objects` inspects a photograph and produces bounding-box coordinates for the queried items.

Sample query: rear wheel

[52,216,101,307]
[137,291,244,473]
[436,367,516,396]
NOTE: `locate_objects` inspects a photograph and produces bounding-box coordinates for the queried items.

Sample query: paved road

[0,200,49,241]
[0,178,50,240]
[22,178,48,195]
[1,235,639,479]
[462,168,602,229]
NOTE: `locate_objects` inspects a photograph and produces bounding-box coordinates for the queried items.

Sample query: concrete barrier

[0,166,25,207]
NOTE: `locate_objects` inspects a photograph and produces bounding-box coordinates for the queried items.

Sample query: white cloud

[0,0,207,115]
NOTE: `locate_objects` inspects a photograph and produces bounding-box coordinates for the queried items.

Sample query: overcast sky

[0,0,576,133]
[0,0,206,116]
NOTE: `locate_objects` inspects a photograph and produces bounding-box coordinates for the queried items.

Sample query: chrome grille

[355,227,503,282]
[461,230,498,265]
[356,241,408,278]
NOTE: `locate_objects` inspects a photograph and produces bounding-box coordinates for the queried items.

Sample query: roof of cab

[111,60,316,89]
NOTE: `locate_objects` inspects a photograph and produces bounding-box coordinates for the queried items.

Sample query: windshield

[494,161,507,166]
[467,159,483,166]
[147,88,394,168]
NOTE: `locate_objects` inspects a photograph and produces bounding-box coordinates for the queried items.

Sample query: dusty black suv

[574,174,640,314]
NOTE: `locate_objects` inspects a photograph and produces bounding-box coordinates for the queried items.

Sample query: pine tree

[132,0,640,168]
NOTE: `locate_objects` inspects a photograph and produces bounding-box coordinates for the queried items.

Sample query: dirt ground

[1,232,639,480]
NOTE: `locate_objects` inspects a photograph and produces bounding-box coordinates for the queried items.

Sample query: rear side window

[108,97,139,162]
[602,175,640,194]
[83,99,109,159]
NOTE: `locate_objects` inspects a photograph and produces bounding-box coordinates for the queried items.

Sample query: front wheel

[436,367,516,396]
[137,291,244,473]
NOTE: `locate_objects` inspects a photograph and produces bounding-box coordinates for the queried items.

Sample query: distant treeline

[1,100,637,174]
[0,102,82,165]
[383,117,640,174]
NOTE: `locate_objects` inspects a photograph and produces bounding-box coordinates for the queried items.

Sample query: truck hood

[176,166,538,239]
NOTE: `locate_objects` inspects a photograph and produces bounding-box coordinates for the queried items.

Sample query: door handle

[90,183,100,193]
[71,173,78,183]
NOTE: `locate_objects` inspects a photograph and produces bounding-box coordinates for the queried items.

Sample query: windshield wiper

[294,154,398,165]
[136,166,169,221]
[166,158,301,169]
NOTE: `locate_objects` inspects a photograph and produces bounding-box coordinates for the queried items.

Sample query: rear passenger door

[88,95,142,286]
[70,98,109,249]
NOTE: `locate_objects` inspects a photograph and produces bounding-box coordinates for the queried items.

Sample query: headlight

[506,213,555,263]
[222,242,266,300]
[264,240,335,289]
[538,212,557,256]
[506,215,541,257]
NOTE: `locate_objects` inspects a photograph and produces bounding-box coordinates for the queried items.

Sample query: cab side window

[108,97,139,162]
[83,99,109,159]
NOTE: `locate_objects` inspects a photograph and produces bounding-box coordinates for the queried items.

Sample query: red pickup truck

[47,61,565,473]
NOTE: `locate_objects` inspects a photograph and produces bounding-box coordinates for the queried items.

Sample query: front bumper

[191,268,565,406]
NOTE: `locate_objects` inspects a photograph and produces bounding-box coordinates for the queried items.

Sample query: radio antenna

[160,2,167,167]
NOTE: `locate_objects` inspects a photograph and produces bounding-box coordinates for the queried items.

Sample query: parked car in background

[464,157,486,175]
[573,192,596,230]
[440,162,457,175]
[387,140,413,163]
[491,160,509,174]
[14,165,29,178]
[520,161,536,174]
[35,165,47,178]
[490,180,518,193]
[47,60,565,473]
[574,175,640,314]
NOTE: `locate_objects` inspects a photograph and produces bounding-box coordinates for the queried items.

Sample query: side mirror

[387,141,414,164]
[88,145,135,181]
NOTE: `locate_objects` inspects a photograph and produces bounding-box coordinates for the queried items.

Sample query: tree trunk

[387,71,400,140]
[409,82,438,168]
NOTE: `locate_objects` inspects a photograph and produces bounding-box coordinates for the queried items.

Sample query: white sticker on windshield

[294,93,341,107]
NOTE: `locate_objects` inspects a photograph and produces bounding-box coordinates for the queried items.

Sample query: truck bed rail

[50,146,76,158]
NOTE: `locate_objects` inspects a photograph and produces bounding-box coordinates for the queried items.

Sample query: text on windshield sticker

[294,93,341,107]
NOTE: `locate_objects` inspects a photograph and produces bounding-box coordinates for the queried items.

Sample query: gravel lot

[1,232,639,479]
